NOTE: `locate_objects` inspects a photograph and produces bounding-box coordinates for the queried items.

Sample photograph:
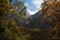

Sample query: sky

[24,0,44,15]
[11,0,44,15]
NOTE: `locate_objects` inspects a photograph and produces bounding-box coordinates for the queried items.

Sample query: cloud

[24,0,44,16]
[33,0,44,10]
[27,8,39,15]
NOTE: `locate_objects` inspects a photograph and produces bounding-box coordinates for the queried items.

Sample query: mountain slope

[26,11,51,29]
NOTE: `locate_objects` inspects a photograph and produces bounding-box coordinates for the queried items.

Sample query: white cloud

[27,8,39,15]
[25,0,44,16]
[33,0,44,10]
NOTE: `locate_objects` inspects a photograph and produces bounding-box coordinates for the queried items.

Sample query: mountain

[28,11,41,21]
[22,11,40,25]
[26,11,51,29]
[22,12,40,26]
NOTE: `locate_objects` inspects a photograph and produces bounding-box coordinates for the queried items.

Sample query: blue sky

[11,0,44,15]
[25,0,44,15]
[25,0,38,11]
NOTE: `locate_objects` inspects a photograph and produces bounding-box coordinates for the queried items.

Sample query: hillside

[26,11,51,29]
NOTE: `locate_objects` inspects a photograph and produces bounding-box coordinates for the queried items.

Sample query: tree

[0,0,10,33]
[9,0,27,26]
[41,0,60,40]
[41,0,60,28]
[0,0,31,40]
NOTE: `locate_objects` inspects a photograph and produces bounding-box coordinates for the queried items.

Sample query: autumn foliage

[41,0,60,40]
[0,0,60,40]
[41,0,60,28]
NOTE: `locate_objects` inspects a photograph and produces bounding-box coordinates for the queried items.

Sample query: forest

[0,0,60,40]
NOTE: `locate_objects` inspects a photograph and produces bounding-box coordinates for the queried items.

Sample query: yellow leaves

[47,12,51,17]
[9,10,20,17]
[43,15,47,19]
[48,18,52,23]
[16,33,31,40]
[1,0,10,14]
[32,28,40,32]
[8,20,16,27]
[6,3,10,8]
[2,0,10,8]
[5,21,8,25]
[5,28,12,34]
[41,0,60,28]
[11,10,19,15]
[11,20,16,25]
[16,37,22,40]
[14,11,19,14]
